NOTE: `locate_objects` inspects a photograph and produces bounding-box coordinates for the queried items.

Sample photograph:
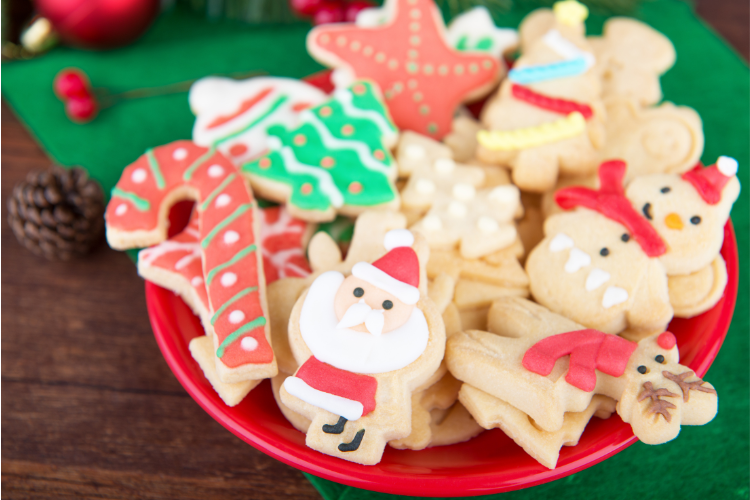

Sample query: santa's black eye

[382,300,393,310]
[690,216,701,225]
[353,287,364,297]
[621,233,630,242]
[637,365,648,374]
[600,248,610,257]
[642,203,653,220]
[660,187,671,194]
[655,355,665,363]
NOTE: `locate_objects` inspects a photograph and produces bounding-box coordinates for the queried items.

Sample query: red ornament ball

[53,69,91,99]
[313,2,345,25]
[66,95,98,123]
[34,0,160,49]
[289,0,325,17]
[344,0,374,23]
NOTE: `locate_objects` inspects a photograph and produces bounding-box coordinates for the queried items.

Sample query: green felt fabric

[2,1,748,499]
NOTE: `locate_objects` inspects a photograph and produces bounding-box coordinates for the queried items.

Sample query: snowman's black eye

[690,216,702,225]
[382,300,393,310]
[643,203,653,220]
[660,187,671,194]
[353,287,364,297]
[600,248,610,257]
[655,355,665,363]
[621,233,630,242]
[637,365,648,374]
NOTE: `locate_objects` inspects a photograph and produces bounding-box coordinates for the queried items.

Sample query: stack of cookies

[103,0,738,469]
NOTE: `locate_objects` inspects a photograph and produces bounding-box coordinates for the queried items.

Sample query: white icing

[229,310,245,324]
[299,271,429,374]
[452,183,476,201]
[175,249,200,270]
[337,300,372,329]
[565,248,591,273]
[355,4,391,27]
[422,214,443,231]
[384,229,414,250]
[364,309,385,336]
[445,6,519,60]
[477,216,499,233]
[220,272,237,287]
[215,193,232,208]
[352,262,420,305]
[549,233,574,252]
[131,168,147,183]
[543,29,595,69]
[331,67,356,89]
[115,204,128,216]
[185,227,201,239]
[404,144,426,160]
[191,276,203,287]
[241,336,259,351]
[717,156,738,176]
[278,146,345,208]
[488,185,519,209]
[223,230,240,245]
[585,268,610,291]
[602,286,629,308]
[415,179,435,194]
[172,147,188,161]
[284,376,364,421]
[448,201,468,218]
[434,158,456,174]
[139,240,200,267]
[259,207,310,280]
[207,165,225,178]
[334,88,398,144]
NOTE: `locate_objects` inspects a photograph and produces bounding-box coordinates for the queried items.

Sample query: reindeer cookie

[106,141,276,383]
[280,229,445,465]
[476,2,606,192]
[448,297,718,464]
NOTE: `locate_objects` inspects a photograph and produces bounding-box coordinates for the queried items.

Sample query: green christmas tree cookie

[242,80,400,222]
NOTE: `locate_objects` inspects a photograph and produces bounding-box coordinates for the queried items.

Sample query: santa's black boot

[338,429,365,452]
[322,416,347,434]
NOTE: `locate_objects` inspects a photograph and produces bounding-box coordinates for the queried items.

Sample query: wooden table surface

[2,3,747,499]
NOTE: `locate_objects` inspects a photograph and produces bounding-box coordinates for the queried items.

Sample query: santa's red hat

[682,156,738,205]
[352,229,420,305]
[555,160,666,257]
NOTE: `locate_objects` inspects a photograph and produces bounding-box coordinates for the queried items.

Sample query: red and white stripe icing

[106,140,272,369]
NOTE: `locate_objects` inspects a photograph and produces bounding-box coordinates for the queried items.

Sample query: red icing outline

[522,329,638,392]
[555,160,667,257]
[207,87,274,130]
[511,84,593,119]
[296,356,377,416]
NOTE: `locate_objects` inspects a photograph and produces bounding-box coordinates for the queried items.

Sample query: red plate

[146,218,738,497]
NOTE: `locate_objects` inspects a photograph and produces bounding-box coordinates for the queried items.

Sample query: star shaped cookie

[307,0,500,139]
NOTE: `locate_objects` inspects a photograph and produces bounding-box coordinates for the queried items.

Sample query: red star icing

[307,0,500,139]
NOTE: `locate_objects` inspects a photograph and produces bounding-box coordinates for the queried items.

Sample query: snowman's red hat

[682,156,738,205]
[352,229,420,305]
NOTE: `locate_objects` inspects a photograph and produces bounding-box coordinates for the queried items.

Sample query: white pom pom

[717,156,738,177]
[384,229,414,251]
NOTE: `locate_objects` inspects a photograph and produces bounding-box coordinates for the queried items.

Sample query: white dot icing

[241,336,259,351]
[602,286,629,308]
[585,268,610,291]
[215,194,231,208]
[131,168,147,183]
[207,165,225,178]
[434,158,456,174]
[488,185,519,206]
[115,204,128,216]
[448,201,468,218]
[549,233,574,252]
[220,272,237,287]
[415,179,435,194]
[172,147,188,160]
[190,276,203,287]
[228,310,245,324]
[422,214,443,231]
[564,248,591,273]
[404,144,426,160]
[224,230,240,245]
[477,216,499,233]
[717,156,738,176]
[452,183,476,201]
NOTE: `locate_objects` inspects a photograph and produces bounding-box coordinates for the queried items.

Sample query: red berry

[66,95,98,123]
[344,0,374,23]
[313,2,345,24]
[54,69,91,100]
[289,0,324,16]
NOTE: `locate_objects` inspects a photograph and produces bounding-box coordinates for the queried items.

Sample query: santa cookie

[307,0,501,139]
[190,76,328,165]
[242,81,400,222]
[280,229,445,465]
[476,2,606,192]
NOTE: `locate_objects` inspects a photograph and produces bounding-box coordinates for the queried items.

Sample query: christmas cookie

[443,114,483,163]
[280,229,445,465]
[242,81,400,222]
[395,131,452,178]
[445,7,518,61]
[400,157,485,213]
[668,255,728,318]
[447,297,718,454]
[106,141,276,383]
[190,335,261,406]
[476,2,606,192]
[588,18,676,106]
[190,76,328,165]
[428,401,485,447]
[259,206,313,282]
[307,0,501,139]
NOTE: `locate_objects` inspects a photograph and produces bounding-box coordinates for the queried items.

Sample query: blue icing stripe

[509,57,589,85]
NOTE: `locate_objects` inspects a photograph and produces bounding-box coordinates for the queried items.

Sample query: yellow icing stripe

[477,112,586,151]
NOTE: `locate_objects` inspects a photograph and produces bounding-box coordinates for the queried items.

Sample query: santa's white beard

[299,271,429,375]
[336,300,386,336]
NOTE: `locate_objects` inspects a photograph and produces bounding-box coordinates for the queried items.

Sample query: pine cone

[7,166,105,260]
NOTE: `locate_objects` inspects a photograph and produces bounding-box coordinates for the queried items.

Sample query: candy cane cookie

[106,140,276,382]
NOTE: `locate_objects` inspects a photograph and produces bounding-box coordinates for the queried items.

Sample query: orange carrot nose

[665,213,683,230]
